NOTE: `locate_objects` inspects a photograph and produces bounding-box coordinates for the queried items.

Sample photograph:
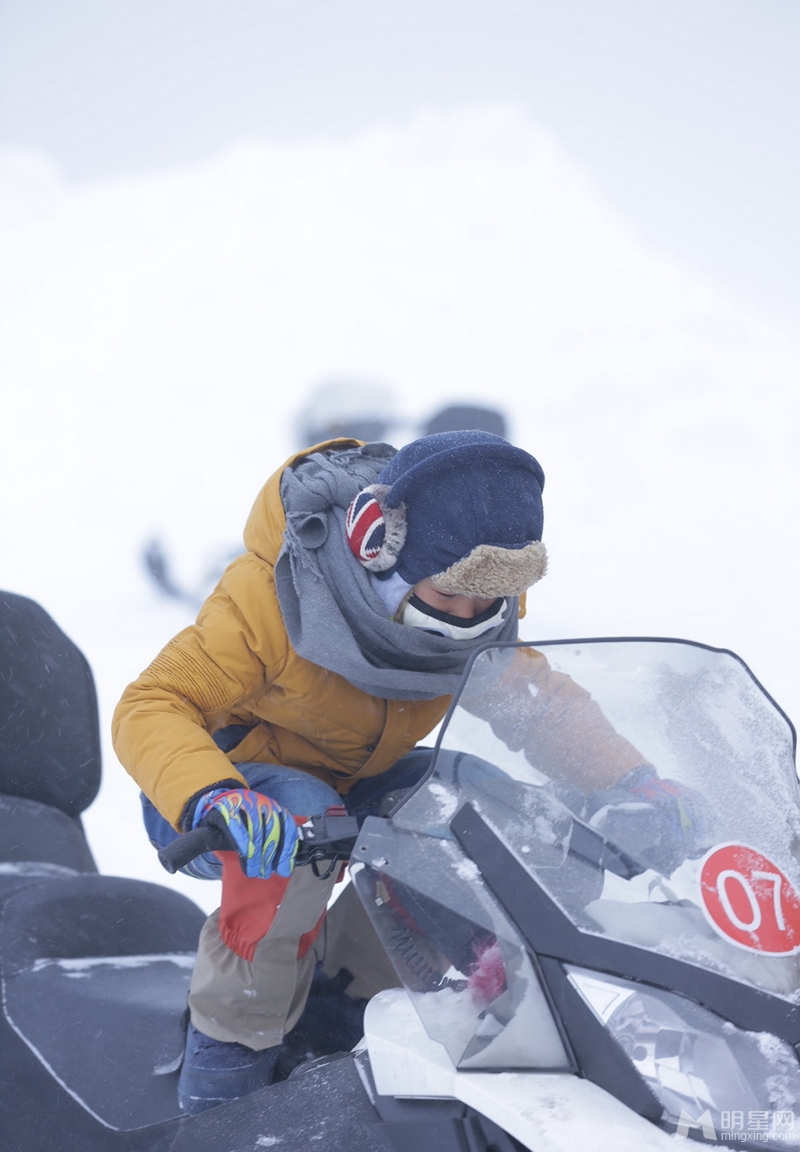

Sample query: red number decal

[700,844,800,954]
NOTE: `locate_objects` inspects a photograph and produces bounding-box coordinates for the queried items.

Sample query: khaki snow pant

[189,861,339,1050]
[188,864,400,1050]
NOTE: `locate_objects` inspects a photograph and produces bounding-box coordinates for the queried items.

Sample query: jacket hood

[243,438,364,563]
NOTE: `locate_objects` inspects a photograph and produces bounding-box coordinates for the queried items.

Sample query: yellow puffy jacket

[112,442,452,830]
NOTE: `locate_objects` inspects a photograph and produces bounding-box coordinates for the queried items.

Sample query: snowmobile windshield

[386,639,800,1004]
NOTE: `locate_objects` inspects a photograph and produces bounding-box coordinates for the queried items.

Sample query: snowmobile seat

[0,793,97,875]
[0,590,101,871]
[1,873,206,1131]
[0,590,101,817]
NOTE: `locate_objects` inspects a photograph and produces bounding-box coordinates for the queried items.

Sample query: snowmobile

[2,589,800,1152]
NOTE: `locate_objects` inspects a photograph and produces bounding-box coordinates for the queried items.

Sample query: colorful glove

[191,788,300,879]
[584,766,717,877]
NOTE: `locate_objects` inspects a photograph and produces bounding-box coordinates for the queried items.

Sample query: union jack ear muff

[345,484,407,572]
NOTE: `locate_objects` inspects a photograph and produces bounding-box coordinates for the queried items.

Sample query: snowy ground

[2,106,799,914]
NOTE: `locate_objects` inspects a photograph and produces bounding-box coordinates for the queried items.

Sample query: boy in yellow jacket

[113,430,555,1111]
[115,430,709,1113]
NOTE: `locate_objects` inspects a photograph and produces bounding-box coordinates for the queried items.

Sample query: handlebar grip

[158,824,231,874]
[157,813,361,875]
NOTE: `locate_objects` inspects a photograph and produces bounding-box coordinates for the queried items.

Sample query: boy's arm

[462,647,645,792]
[466,648,717,873]
[112,554,286,830]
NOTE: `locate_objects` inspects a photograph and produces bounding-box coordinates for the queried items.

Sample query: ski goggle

[401,595,507,641]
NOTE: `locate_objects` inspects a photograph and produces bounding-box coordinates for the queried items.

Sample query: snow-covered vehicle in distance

[144,392,509,610]
[2,589,800,1151]
[294,380,508,454]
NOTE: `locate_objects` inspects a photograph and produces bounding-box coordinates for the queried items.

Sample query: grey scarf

[274,444,519,701]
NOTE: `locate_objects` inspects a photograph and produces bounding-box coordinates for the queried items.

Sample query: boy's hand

[191,787,300,879]
[584,766,717,877]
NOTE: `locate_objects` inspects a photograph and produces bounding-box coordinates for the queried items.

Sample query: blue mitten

[192,787,300,879]
[584,766,716,876]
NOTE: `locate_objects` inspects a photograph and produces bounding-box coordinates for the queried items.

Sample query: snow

[756,1031,800,1113]
[0,861,77,877]
[30,953,196,974]
[427,781,459,824]
[452,856,481,883]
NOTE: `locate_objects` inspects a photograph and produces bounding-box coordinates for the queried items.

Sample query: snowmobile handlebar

[157,813,361,876]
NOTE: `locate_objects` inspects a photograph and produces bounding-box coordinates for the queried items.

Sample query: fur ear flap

[432,540,548,598]
[345,484,407,572]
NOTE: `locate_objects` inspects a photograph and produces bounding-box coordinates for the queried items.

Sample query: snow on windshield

[398,639,800,998]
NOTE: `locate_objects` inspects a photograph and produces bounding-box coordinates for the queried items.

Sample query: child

[113,430,551,1112]
[113,430,709,1113]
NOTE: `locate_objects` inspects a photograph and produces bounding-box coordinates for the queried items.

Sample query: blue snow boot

[178,1022,280,1115]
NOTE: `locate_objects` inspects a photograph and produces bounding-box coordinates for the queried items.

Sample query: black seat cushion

[1,875,206,1131]
[0,591,101,817]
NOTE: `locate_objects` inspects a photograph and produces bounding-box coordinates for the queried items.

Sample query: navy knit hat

[345,431,547,597]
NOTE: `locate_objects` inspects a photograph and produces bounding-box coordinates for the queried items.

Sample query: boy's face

[412,576,497,621]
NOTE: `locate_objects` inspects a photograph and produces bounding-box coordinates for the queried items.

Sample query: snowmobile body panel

[365,988,677,1151]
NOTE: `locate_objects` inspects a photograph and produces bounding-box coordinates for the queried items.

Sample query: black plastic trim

[539,955,664,1124]
[451,802,800,1043]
